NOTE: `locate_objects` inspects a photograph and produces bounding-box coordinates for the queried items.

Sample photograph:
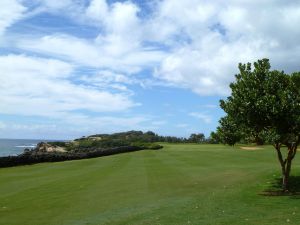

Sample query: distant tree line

[85,130,216,144]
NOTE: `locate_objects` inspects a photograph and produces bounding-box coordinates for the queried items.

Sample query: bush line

[0,145,162,168]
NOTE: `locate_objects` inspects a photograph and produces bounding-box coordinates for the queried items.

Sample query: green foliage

[216,116,241,146]
[70,131,166,152]
[207,131,220,144]
[87,130,192,144]
[130,142,163,150]
[219,58,300,145]
[53,131,209,152]
[46,141,66,147]
[188,133,205,143]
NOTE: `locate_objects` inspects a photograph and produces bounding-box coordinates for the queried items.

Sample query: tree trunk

[275,143,297,192]
[282,158,292,191]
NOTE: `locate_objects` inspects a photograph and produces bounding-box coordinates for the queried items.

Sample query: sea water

[0,139,49,156]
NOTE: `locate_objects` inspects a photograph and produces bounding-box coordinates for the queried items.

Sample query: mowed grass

[1,144,300,225]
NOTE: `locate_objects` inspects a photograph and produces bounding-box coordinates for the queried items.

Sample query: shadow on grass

[261,176,300,198]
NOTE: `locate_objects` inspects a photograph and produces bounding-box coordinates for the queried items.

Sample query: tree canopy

[189,133,205,143]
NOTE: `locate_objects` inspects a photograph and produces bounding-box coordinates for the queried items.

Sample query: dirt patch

[240,146,263,150]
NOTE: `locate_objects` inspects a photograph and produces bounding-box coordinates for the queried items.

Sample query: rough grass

[1,144,300,225]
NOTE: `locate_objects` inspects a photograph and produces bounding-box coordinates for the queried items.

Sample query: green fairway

[1,144,300,225]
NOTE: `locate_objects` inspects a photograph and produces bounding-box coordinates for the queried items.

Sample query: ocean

[0,139,50,157]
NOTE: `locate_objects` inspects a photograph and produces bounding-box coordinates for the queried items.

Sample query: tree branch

[275,143,285,167]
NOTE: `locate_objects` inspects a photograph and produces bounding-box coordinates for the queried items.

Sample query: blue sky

[1,0,300,139]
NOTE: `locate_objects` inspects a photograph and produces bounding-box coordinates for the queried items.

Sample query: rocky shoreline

[0,144,149,168]
[0,131,165,168]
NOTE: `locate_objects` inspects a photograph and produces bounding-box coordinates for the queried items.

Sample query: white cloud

[85,0,108,23]
[4,1,300,97]
[18,35,102,67]
[146,0,218,42]
[2,0,300,138]
[189,112,212,124]
[155,35,264,95]
[0,54,136,118]
[79,70,133,93]
[11,0,300,97]
[14,0,167,76]
[20,0,85,16]
[0,0,27,35]
[17,34,166,74]
[151,0,300,95]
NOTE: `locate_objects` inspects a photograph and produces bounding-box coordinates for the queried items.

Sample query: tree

[216,116,241,146]
[208,131,220,144]
[219,58,300,191]
[189,133,205,143]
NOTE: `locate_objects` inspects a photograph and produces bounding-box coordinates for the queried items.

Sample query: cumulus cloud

[0,54,136,117]
[153,0,300,95]
[14,0,300,97]
[155,34,265,95]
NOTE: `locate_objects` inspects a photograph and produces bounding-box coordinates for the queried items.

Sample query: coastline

[0,139,60,157]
